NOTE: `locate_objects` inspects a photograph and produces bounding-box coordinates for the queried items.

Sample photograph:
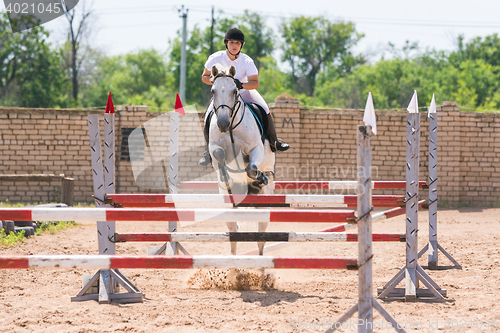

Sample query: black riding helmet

[224,28,245,56]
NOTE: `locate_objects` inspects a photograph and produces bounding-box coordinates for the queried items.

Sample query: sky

[4,0,500,60]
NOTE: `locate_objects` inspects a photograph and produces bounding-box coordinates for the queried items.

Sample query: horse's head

[211,65,239,133]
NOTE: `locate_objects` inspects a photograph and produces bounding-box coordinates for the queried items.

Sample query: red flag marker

[105,91,115,114]
[175,93,185,115]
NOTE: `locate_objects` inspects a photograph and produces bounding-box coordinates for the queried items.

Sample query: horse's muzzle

[217,118,230,133]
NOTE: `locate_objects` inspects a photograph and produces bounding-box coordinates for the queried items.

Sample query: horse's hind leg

[226,222,238,255]
[257,221,268,255]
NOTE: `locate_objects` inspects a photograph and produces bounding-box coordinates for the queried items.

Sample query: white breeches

[239,90,270,114]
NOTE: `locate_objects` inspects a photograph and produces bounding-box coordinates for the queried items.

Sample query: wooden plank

[61,178,74,206]
[0,255,358,270]
[0,207,356,223]
[373,299,407,333]
[0,174,66,182]
[428,111,438,269]
[107,193,404,208]
[377,287,447,298]
[405,112,420,300]
[167,111,180,255]
[357,125,373,332]
[178,180,427,190]
[113,232,404,243]
[325,303,358,333]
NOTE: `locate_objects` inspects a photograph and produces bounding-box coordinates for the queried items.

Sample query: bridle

[211,73,248,173]
[212,74,245,131]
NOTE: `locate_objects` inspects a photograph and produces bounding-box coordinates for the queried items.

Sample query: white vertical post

[88,114,112,303]
[328,125,406,333]
[103,113,117,294]
[168,111,180,255]
[405,112,420,301]
[357,125,373,333]
[103,113,116,256]
[428,112,438,269]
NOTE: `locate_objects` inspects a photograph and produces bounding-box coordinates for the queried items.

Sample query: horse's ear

[229,66,236,77]
[211,65,219,82]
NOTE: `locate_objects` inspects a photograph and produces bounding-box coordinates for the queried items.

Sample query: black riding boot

[266,113,290,152]
[198,123,212,166]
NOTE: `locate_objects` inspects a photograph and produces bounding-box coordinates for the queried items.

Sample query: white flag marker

[363,92,377,135]
[407,90,419,113]
[428,93,436,117]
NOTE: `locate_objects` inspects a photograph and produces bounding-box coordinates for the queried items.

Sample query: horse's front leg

[257,222,269,256]
[245,145,268,185]
[210,142,233,190]
[226,222,238,255]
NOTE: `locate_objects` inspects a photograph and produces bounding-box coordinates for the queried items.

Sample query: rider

[198,27,290,166]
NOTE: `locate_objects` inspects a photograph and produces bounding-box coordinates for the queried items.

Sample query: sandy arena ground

[0,207,499,332]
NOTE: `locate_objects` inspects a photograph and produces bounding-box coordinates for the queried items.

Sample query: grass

[0,201,85,248]
[0,229,28,248]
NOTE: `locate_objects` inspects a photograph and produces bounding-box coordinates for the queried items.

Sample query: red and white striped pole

[106,193,404,208]
[178,180,426,191]
[239,201,426,255]
[112,231,404,243]
[0,207,356,223]
[0,255,358,270]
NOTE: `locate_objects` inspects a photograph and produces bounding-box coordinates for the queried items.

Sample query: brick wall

[1,97,499,206]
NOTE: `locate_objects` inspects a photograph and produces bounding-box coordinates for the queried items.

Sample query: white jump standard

[418,103,461,270]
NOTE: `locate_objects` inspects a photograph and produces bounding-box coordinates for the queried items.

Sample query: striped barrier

[106,194,405,208]
[178,180,427,190]
[113,232,405,243]
[0,207,356,223]
[0,255,358,270]
[321,200,428,233]
[240,201,427,255]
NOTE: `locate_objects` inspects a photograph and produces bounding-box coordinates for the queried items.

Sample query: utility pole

[178,5,188,103]
[210,6,214,55]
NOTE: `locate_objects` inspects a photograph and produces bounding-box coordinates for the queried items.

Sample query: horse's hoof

[245,164,259,179]
[257,173,268,186]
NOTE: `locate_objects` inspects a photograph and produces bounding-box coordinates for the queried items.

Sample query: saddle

[205,103,269,144]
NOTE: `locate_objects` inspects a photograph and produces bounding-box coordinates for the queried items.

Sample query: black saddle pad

[246,103,269,138]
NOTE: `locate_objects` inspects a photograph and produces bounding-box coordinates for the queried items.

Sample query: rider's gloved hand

[234,79,244,90]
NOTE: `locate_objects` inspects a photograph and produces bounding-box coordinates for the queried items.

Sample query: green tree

[280,16,364,97]
[0,13,65,107]
[81,49,174,109]
[450,34,500,69]
[314,51,450,109]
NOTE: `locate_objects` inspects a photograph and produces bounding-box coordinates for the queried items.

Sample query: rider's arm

[242,75,259,90]
[202,68,213,85]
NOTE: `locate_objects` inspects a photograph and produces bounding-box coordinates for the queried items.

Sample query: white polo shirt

[205,51,258,83]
